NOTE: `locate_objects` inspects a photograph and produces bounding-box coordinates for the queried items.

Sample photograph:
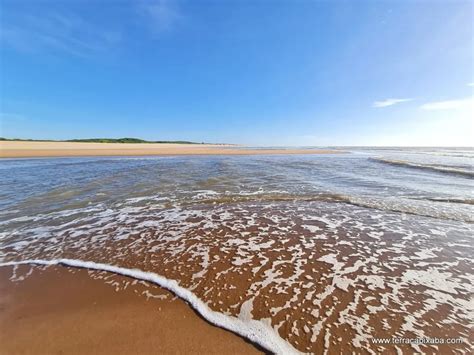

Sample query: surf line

[0,258,301,355]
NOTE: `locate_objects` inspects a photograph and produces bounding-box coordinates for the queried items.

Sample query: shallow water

[1,147,473,353]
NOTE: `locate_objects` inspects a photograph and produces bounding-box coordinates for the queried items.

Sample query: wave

[411,197,474,206]
[176,192,474,222]
[344,196,473,223]
[2,191,471,227]
[371,158,474,178]
[185,192,351,205]
[0,258,301,355]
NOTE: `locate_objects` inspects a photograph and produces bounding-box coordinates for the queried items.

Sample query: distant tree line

[0,137,203,144]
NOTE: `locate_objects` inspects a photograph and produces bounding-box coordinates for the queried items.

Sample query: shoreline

[0,141,341,158]
[0,264,263,354]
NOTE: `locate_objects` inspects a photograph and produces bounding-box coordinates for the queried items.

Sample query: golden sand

[0,265,262,355]
[0,141,339,158]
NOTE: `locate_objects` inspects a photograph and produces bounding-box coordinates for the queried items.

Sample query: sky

[0,0,473,146]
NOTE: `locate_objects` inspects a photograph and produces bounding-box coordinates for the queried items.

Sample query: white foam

[0,258,301,354]
[402,268,460,295]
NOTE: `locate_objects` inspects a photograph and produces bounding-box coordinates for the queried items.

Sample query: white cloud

[468,82,474,87]
[138,0,182,34]
[0,12,121,57]
[420,97,474,110]
[372,98,413,108]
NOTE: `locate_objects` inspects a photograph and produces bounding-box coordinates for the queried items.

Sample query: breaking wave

[371,158,474,178]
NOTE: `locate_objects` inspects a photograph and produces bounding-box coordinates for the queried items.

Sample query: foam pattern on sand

[1,200,473,354]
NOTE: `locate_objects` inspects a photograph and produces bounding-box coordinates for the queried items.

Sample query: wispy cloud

[372,98,413,108]
[138,0,182,34]
[468,82,474,87]
[420,97,473,111]
[0,11,121,57]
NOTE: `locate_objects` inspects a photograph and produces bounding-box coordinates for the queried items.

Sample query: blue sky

[1,0,472,146]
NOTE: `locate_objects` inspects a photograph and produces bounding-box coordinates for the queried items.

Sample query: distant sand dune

[0,141,340,158]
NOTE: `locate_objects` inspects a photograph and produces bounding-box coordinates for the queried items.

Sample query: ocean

[1,147,473,353]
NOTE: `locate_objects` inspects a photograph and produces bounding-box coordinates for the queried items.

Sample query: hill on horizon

[0,137,205,144]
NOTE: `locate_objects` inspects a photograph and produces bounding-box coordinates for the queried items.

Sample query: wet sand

[1,201,472,353]
[0,141,339,158]
[0,265,262,355]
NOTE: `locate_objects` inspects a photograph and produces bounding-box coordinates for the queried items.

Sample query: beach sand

[0,141,338,158]
[0,265,262,355]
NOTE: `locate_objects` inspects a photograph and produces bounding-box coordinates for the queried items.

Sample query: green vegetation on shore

[67,138,201,144]
[0,137,204,144]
